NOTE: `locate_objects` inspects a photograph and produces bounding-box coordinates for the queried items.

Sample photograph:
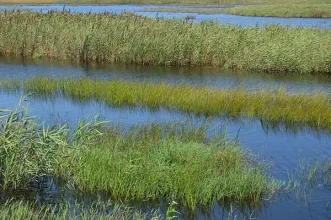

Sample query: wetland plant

[0,104,280,211]
[3,77,331,131]
[1,11,331,74]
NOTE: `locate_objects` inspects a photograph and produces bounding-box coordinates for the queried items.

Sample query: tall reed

[1,11,331,74]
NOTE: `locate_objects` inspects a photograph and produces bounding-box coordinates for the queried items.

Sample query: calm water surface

[1,4,331,28]
[1,58,331,219]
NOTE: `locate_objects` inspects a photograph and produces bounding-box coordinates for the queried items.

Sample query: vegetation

[0,200,161,219]
[1,0,330,5]
[225,4,331,18]
[1,11,331,74]
[2,77,331,131]
[0,105,278,212]
[64,123,279,210]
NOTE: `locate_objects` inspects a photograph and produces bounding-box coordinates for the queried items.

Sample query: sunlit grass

[62,123,280,211]
[225,4,331,18]
[2,77,331,131]
[1,11,331,74]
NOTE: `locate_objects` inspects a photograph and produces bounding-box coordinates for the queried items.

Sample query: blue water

[1,58,331,219]
[1,4,331,28]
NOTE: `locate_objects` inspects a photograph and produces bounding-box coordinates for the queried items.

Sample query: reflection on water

[0,4,331,28]
[2,57,331,94]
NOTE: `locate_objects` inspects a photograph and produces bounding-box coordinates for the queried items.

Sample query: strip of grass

[1,11,331,74]
[2,77,331,131]
[1,0,330,5]
[141,7,227,14]
[225,4,331,18]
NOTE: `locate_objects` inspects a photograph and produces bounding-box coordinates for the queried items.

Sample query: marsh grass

[63,123,280,211]
[0,104,279,211]
[0,199,161,219]
[285,157,331,206]
[1,11,331,74]
[3,77,331,131]
[225,4,331,18]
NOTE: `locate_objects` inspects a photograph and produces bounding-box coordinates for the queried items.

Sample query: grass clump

[225,4,331,18]
[0,105,279,211]
[63,123,279,210]
[1,11,331,74]
[3,77,331,131]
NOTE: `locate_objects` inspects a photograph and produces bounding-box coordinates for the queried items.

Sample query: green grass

[63,123,279,211]
[2,77,331,131]
[225,4,331,18]
[1,0,330,5]
[0,106,279,211]
[1,11,331,74]
[0,200,161,219]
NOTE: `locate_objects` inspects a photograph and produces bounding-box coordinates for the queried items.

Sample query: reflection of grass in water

[225,4,331,18]
[2,77,331,132]
[2,11,331,74]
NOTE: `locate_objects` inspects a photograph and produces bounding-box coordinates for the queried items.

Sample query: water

[2,57,331,94]
[1,4,331,28]
[1,58,331,219]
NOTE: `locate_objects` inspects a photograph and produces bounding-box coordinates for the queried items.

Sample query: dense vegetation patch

[1,11,331,74]
[0,107,277,211]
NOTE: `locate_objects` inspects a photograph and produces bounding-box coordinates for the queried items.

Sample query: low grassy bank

[141,7,226,14]
[2,77,331,131]
[225,4,331,18]
[1,11,331,74]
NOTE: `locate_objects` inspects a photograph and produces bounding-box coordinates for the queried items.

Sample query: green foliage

[1,11,331,74]
[0,105,68,190]
[62,122,280,211]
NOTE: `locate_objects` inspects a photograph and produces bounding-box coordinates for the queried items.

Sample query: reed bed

[3,77,331,131]
[225,4,331,18]
[1,11,331,74]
